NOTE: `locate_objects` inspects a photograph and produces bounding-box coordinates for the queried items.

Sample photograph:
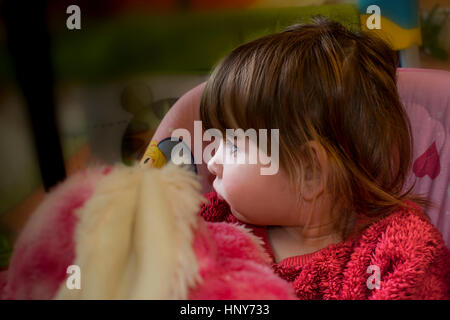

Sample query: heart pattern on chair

[413,141,441,179]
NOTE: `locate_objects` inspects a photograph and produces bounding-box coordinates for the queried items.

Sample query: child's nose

[207,152,223,178]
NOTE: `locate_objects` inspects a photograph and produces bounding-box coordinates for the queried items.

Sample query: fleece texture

[0,165,295,300]
[201,191,450,300]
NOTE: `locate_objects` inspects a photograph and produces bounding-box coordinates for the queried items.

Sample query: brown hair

[200,16,433,239]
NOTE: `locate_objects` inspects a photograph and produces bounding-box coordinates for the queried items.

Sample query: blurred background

[0,0,448,267]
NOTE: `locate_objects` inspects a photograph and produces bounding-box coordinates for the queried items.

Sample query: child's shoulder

[360,201,450,299]
[359,200,449,259]
[379,200,442,239]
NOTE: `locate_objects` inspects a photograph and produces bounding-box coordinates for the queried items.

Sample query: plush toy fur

[0,164,295,300]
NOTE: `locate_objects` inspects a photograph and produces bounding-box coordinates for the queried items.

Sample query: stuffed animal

[0,164,295,300]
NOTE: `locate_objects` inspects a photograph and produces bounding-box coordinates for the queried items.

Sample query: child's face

[207,136,303,227]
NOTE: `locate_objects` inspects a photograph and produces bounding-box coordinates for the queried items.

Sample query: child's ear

[301,141,329,202]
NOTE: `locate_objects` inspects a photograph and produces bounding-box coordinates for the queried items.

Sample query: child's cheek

[223,165,261,208]
[222,170,248,200]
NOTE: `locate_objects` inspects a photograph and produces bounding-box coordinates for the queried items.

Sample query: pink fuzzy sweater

[201,191,450,300]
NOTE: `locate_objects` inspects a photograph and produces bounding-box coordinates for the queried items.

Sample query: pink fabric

[0,168,106,299]
[201,191,450,299]
[151,68,450,246]
[191,222,295,299]
[397,68,450,246]
[0,166,295,300]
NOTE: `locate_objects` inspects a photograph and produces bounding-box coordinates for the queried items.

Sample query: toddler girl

[197,17,450,299]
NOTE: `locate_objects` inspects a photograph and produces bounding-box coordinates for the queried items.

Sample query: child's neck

[267,225,343,263]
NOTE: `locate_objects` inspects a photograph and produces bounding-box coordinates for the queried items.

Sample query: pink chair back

[398,68,450,246]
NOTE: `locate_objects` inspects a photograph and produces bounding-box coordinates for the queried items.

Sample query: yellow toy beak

[140,140,166,169]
